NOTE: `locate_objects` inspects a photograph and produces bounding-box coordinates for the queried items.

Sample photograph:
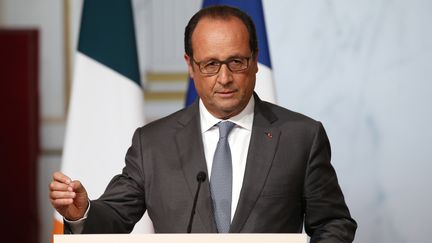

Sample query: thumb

[70,180,87,194]
[69,180,89,213]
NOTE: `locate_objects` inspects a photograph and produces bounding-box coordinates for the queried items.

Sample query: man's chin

[216,101,238,111]
[214,103,243,118]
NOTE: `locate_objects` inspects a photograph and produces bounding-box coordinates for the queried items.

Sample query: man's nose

[216,64,233,85]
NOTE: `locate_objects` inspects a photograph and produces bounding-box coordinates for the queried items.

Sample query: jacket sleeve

[304,123,357,243]
[81,128,147,233]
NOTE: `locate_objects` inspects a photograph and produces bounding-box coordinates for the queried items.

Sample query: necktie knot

[217,121,236,139]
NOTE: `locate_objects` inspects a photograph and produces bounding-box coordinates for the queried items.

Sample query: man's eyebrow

[202,54,248,62]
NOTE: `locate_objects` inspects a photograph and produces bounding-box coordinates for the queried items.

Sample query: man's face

[185,17,258,119]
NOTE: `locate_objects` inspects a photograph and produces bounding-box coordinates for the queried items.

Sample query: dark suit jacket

[67,94,357,242]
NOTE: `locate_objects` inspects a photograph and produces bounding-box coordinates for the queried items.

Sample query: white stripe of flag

[53,0,153,235]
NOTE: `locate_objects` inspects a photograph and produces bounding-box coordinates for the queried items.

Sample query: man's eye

[204,61,219,67]
[229,58,244,66]
[232,58,242,64]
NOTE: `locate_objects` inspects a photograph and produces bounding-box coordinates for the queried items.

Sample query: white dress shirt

[199,96,254,221]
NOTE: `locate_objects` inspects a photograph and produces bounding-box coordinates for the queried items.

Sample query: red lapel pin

[265,132,272,139]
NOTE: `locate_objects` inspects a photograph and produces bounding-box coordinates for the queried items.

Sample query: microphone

[187,171,207,233]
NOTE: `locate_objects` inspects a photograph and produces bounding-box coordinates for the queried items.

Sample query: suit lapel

[230,95,280,233]
[175,102,218,232]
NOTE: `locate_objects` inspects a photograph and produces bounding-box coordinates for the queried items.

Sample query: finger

[70,180,86,193]
[49,190,76,200]
[51,198,74,207]
[49,181,71,192]
[52,171,72,184]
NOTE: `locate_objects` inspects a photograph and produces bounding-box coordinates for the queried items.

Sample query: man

[50,5,357,242]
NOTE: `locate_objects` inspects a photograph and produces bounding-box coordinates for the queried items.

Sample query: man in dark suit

[50,5,356,242]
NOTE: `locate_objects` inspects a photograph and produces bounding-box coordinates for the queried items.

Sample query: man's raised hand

[49,171,89,221]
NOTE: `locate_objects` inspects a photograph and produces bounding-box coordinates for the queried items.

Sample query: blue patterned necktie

[210,121,236,233]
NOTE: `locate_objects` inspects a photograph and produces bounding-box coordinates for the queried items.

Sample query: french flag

[53,0,152,235]
[185,0,276,106]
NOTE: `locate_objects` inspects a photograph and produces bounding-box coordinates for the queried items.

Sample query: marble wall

[263,0,432,242]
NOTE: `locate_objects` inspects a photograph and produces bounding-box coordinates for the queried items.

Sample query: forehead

[191,17,251,59]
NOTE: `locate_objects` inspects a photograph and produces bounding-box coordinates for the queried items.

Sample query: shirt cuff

[63,201,91,234]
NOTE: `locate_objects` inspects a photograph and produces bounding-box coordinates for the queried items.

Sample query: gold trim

[42,116,67,123]
[63,0,72,115]
[41,149,63,156]
[144,91,185,101]
[146,72,188,82]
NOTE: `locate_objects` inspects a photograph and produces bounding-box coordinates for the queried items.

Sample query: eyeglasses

[192,54,253,75]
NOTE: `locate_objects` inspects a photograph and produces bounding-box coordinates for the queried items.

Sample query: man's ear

[253,50,259,74]
[184,54,194,79]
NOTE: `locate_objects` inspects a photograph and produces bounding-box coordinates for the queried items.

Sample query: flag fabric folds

[53,0,152,235]
[185,0,276,106]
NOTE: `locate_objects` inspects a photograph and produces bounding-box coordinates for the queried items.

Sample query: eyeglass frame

[190,53,255,75]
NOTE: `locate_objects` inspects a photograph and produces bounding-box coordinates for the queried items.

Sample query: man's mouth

[216,90,236,97]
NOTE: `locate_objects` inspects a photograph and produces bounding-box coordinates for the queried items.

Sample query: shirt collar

[199,96,255,133]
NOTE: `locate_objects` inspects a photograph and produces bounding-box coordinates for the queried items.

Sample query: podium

[54,234,307,243]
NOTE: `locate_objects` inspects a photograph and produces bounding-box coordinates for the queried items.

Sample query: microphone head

[196,171,206,182]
